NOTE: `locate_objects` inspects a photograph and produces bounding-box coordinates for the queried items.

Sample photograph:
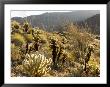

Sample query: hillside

[78,14,100,35]
[11,20,100,77]
[11,10,100,32]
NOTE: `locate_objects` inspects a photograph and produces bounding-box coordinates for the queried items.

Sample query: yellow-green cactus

[22,52,52,77]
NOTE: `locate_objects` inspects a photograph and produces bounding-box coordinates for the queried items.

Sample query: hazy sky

[11,11,72,18]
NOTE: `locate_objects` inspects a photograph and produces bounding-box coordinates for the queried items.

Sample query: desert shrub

[11,45,21,61]
[87,60,100,76]
[87,64,100,76]
[24,34,33,43]
[66,62,84,77]
[38,34,47,44]
[11,45,24,67]
[21,52,52,77]
[30,33,47,51]
[11,21,20,30]
[11,28,24,34]
[33,28,45,34]
[57,50,74,70]
[23,21,30,32]
[11,65,24,77]
[11,21,24,34]
[26,28,33,34]
[32,30,47,43]
[11,33,26,47]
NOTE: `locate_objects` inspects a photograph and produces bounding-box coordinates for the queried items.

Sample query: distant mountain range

[78,14,100,34]
[11,10,100,34]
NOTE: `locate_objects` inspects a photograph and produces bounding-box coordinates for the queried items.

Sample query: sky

[11,11,72,18]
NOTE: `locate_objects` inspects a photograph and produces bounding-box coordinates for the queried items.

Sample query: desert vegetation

[11,18,100,77]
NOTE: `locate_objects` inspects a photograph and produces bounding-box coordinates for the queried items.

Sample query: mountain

[78,14,100,34]
[11,10,100,32]
[12,17,24,24]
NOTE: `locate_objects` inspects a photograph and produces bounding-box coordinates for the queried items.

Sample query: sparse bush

[11,21,20,30]
[23,21,30,32]
[11,45,25,67]
[11,45,21,61]
[38,34,47,44]
[24,34,33,43]
[88,64,100,76]
[11,33,26,47]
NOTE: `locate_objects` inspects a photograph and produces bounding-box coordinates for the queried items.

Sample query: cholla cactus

[87,63,100,76]
[23,21,30,33]
[11,21,20,30]
[22,52,52,77]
